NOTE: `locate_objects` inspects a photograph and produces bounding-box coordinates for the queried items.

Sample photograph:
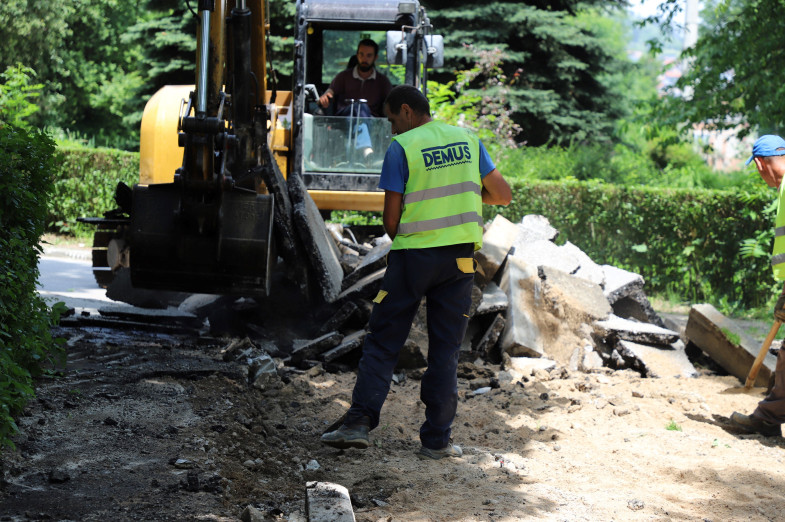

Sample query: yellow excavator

[81,0,443,303]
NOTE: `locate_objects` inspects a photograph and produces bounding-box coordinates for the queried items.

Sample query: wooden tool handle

[745,320,782,390]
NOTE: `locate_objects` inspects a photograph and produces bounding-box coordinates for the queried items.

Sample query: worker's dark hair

[385,85,430,116]
[357,38,379,56]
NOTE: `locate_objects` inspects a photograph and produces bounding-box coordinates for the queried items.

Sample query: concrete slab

[601,264,644,305]
[321,330,367,363]
[539,266,611,321]
[317,302,358,336]
[475,282,508,315]
[341,242,390,290]
[335,268,386,303]
[97,303,201,327]
[290,332,344,365]
[685,303,776,387]
[562,241,605,287]
[617,339,697,378]
[519,214,559,242]
[512,239,580,277]
[506,356,557,375]
[473,313,505,359]
[611,289,666,328]
[178,294,223,318]
[475,215,517,286]
[594,314,678,345]
[288,173,344,303]
[499,255,545,357]
[305,481,355,522]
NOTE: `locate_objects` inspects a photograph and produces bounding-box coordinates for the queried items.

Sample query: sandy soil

[2,311,784,522]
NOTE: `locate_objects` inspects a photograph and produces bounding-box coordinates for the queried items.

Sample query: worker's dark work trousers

[754,341,785,423]
[346,243,475,450]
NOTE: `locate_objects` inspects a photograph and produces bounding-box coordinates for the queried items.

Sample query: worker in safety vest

[321,84,512,459]
[731,134,785,437]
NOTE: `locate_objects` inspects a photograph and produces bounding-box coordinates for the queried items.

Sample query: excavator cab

[293,0,444,212]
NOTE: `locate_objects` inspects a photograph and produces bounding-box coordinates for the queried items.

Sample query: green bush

[489,179,776,311]
[0,124,66,449]
[497,142,759,192]
[49,146,139,236]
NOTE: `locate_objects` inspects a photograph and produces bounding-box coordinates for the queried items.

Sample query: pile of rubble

[250,213,702,382]
[79,207,776,389]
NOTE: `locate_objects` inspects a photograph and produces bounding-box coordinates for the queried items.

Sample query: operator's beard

[358,64,373,73]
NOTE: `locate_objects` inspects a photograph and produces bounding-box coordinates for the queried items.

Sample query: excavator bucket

[129,183,274,296]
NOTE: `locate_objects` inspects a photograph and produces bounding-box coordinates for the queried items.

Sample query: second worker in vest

[730,134,785,438]
[321,85,513,459]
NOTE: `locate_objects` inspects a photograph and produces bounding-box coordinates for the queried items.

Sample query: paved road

[37,250,114,311]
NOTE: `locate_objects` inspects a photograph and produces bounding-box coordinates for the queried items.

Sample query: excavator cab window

[303,30,396,176]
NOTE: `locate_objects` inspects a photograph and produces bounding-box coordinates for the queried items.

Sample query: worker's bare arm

[383,190,403,240]
[481,169,512,206]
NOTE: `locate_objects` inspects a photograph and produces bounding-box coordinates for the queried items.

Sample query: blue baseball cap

[746,134,785,165]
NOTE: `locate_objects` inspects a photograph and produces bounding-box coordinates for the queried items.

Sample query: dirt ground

[2,306,785,522]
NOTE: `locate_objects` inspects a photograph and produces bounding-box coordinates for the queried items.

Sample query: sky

[628,0,688,20]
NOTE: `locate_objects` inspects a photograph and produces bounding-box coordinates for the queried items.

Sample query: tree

[0,64,42,129]
[426,0,629,146]
[667,0,785,136]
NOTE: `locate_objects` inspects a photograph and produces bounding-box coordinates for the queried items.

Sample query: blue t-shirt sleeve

[479,140,496,178]
[379,137,494,191]
[379,140,408,193]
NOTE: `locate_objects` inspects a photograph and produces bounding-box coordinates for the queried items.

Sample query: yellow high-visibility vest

[391,121,483,251]
[773,181,785,281]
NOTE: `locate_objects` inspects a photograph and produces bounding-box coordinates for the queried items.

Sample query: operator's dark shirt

[328,66,393,117]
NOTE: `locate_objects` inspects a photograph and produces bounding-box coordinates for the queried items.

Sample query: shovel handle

[745,320,782,390]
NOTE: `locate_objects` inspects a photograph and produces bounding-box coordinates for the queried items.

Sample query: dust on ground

[2,309,785,522]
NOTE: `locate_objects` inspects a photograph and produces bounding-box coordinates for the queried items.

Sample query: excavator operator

[318,38,393,118]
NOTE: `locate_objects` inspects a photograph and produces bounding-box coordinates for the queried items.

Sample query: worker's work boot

[320,416,370,449]
[416,442,463,460]
[729,411,782,437]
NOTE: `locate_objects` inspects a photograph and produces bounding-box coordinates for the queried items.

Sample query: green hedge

[47,147,777,310]
[488,179,776,310]
[49,146,139,236]
[0,125,65,449]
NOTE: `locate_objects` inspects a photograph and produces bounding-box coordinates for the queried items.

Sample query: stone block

[685,303,776,387]
[306,481,355,522]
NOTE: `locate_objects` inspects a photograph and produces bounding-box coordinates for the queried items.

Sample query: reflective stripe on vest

[402,181,482,205]
[391,121,484,251]
[398,211,483,235]
[773,181,785,281]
